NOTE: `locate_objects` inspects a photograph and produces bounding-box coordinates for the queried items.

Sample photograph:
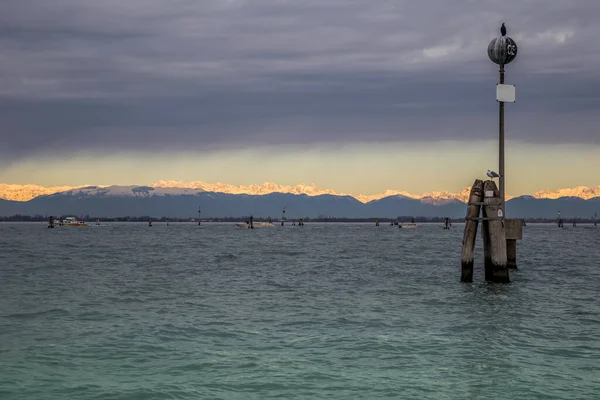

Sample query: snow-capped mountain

[0,183,82,202]
[45,185,206,198]
[0,181,599,203]
[533,186,600,200]
[149,180,341,197]
[0,181,446,203]
[354,190,419,203]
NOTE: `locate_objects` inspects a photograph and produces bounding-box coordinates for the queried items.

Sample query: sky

[1,0,599,196]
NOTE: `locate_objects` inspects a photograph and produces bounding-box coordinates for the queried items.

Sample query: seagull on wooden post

[486,169,500,179]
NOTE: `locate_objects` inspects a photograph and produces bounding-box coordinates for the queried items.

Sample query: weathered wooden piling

[250,215,254,229]
[461,179,484,282]
[506,240,516,269]
[376,219,379,226]
[48,215,55,228]
[505,218,523,270]
[557,212,563,228]
[149,218,152,227]
[482,180,509,283]
[481,216,491,275]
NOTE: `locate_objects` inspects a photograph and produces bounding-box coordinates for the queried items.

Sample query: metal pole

[499,65,505,216]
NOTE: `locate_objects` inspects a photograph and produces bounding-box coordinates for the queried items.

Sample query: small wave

[3,308,69,319]
[284,336,321,343]
[171,361,223,372]
[281,251,304,256]
[214,254,237,262]
[107,296,145,304]
[76,311,111,321]
[265,280,295,290]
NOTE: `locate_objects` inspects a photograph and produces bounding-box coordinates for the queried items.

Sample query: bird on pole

[486,169,500,178]
[501,23,506,36]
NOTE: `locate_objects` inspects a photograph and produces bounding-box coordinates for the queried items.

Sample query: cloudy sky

[1,0,599,195]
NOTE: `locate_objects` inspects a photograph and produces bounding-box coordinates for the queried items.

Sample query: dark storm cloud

[1,0,599,161]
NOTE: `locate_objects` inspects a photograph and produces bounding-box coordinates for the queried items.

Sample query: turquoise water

[1,222,599,399]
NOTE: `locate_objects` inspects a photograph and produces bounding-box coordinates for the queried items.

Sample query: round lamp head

[488,35,518,66]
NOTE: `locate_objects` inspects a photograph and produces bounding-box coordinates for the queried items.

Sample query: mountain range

[2,181,600,203]
[0,181,599,219]
[0,181,473,203]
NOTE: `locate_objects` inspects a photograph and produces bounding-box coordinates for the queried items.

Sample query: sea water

[1,222,599,399]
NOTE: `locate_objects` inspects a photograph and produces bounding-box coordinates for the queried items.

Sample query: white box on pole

[496,84,515,102]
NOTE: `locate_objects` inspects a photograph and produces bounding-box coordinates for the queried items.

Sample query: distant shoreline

[0,215,595,224]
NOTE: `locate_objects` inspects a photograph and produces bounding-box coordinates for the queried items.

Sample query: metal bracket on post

[468,202,503,206]
[467,200,505,221]
[465,217,505,221]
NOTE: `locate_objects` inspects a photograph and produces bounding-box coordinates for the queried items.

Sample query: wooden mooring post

[481,213,491,276]
[482,181,509,283]
[557,211,563,228]
[460,179,484,282]
[461,179,522,283]
[505,218,523,269]
[444,217,451,229]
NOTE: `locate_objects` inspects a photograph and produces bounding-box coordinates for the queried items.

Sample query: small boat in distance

[236,215,275,229]
[66,217,87,226]
[57,217,87,227]
[399,223,418,229]
[399,217,418,229]
[235,221,274,229]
